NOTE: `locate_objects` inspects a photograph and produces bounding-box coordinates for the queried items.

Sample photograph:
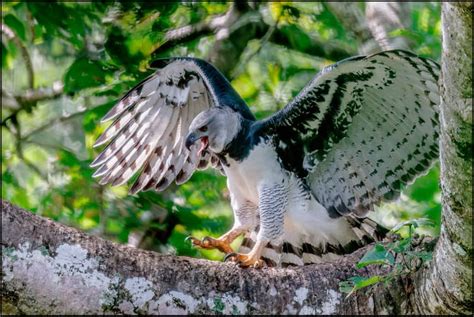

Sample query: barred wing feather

[262,50,440,217]
[91,58,251,194]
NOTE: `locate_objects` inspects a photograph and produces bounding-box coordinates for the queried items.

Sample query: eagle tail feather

[239,216,388,267]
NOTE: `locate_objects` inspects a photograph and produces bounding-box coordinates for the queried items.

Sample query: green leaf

[1,42,9,68]
[353,275,383,289]
[391,237,412,253]
[82,100,116,133]
[389,28,423,43]
[4,38,18,67]
[105,26,136,67]
[406,250,433,262]
[4,14,26,42]
[357,244,395,268]
[27,3,66,37]
[26,2,94,49]
[64,57,107,93]
[278,24,312,54]
[339,280,355,294]
[339,275,383,296]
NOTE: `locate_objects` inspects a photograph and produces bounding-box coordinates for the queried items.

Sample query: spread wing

[260,50,440,217]
[91,57,254,194]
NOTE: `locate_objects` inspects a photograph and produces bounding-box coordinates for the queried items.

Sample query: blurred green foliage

[2,2,442,261]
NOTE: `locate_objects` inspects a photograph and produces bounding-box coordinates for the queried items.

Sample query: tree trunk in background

[328,2,412,53]
[408,2,473,314]
[365,2,412,50]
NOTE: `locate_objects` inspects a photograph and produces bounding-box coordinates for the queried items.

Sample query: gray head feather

[187,107,241,154]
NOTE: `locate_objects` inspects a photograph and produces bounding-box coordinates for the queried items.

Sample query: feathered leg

[225,183,288,268]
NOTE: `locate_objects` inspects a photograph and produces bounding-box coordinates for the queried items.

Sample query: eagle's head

[185,107,241,157]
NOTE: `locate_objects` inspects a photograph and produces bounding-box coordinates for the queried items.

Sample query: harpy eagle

[91,50,440,268]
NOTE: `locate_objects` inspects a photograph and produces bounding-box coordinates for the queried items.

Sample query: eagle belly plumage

[91,50,440,268]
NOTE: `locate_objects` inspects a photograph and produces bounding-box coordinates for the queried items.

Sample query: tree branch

[206,10,267,77]
[1,82,64,127]
[229,20,278,80]
[1,23,34,89]
[327,2,412,54]
[152,2,248,56]
[19,105,89,141]
[1,88,21,111]
[326,2,380,54]
[365,2,412,51]
[14,81,64,104]
[2,200,418,315]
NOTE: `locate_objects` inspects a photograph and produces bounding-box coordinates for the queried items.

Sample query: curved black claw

[224,252,238,262]
[185,236,199,245]
[223,252,265,268]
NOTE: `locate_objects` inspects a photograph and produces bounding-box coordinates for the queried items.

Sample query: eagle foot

[224,252,265,268]
[185,236,234,254]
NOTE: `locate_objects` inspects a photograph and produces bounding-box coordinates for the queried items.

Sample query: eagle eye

[199,126,208,132]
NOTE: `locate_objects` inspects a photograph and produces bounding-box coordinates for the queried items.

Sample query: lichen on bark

[2,200,416,315]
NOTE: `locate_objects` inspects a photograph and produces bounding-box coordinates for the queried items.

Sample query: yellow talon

[224,252,265,268]
[186,235,234,254]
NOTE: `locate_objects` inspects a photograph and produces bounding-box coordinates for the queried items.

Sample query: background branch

[1,23,34,89]
[152,2,251,56]
[151,3,355,77]
[325,3,380,54]
[365,2,412,50]
[1,82,64,127]
[228,11,281,80]
[20,105,90,141]
[15,81,64,104]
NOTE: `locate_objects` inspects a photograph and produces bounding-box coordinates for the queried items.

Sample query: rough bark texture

[1,200,417,315]
[409,2,473,314]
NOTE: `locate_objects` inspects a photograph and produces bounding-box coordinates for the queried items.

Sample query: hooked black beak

[185,132,199,150]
